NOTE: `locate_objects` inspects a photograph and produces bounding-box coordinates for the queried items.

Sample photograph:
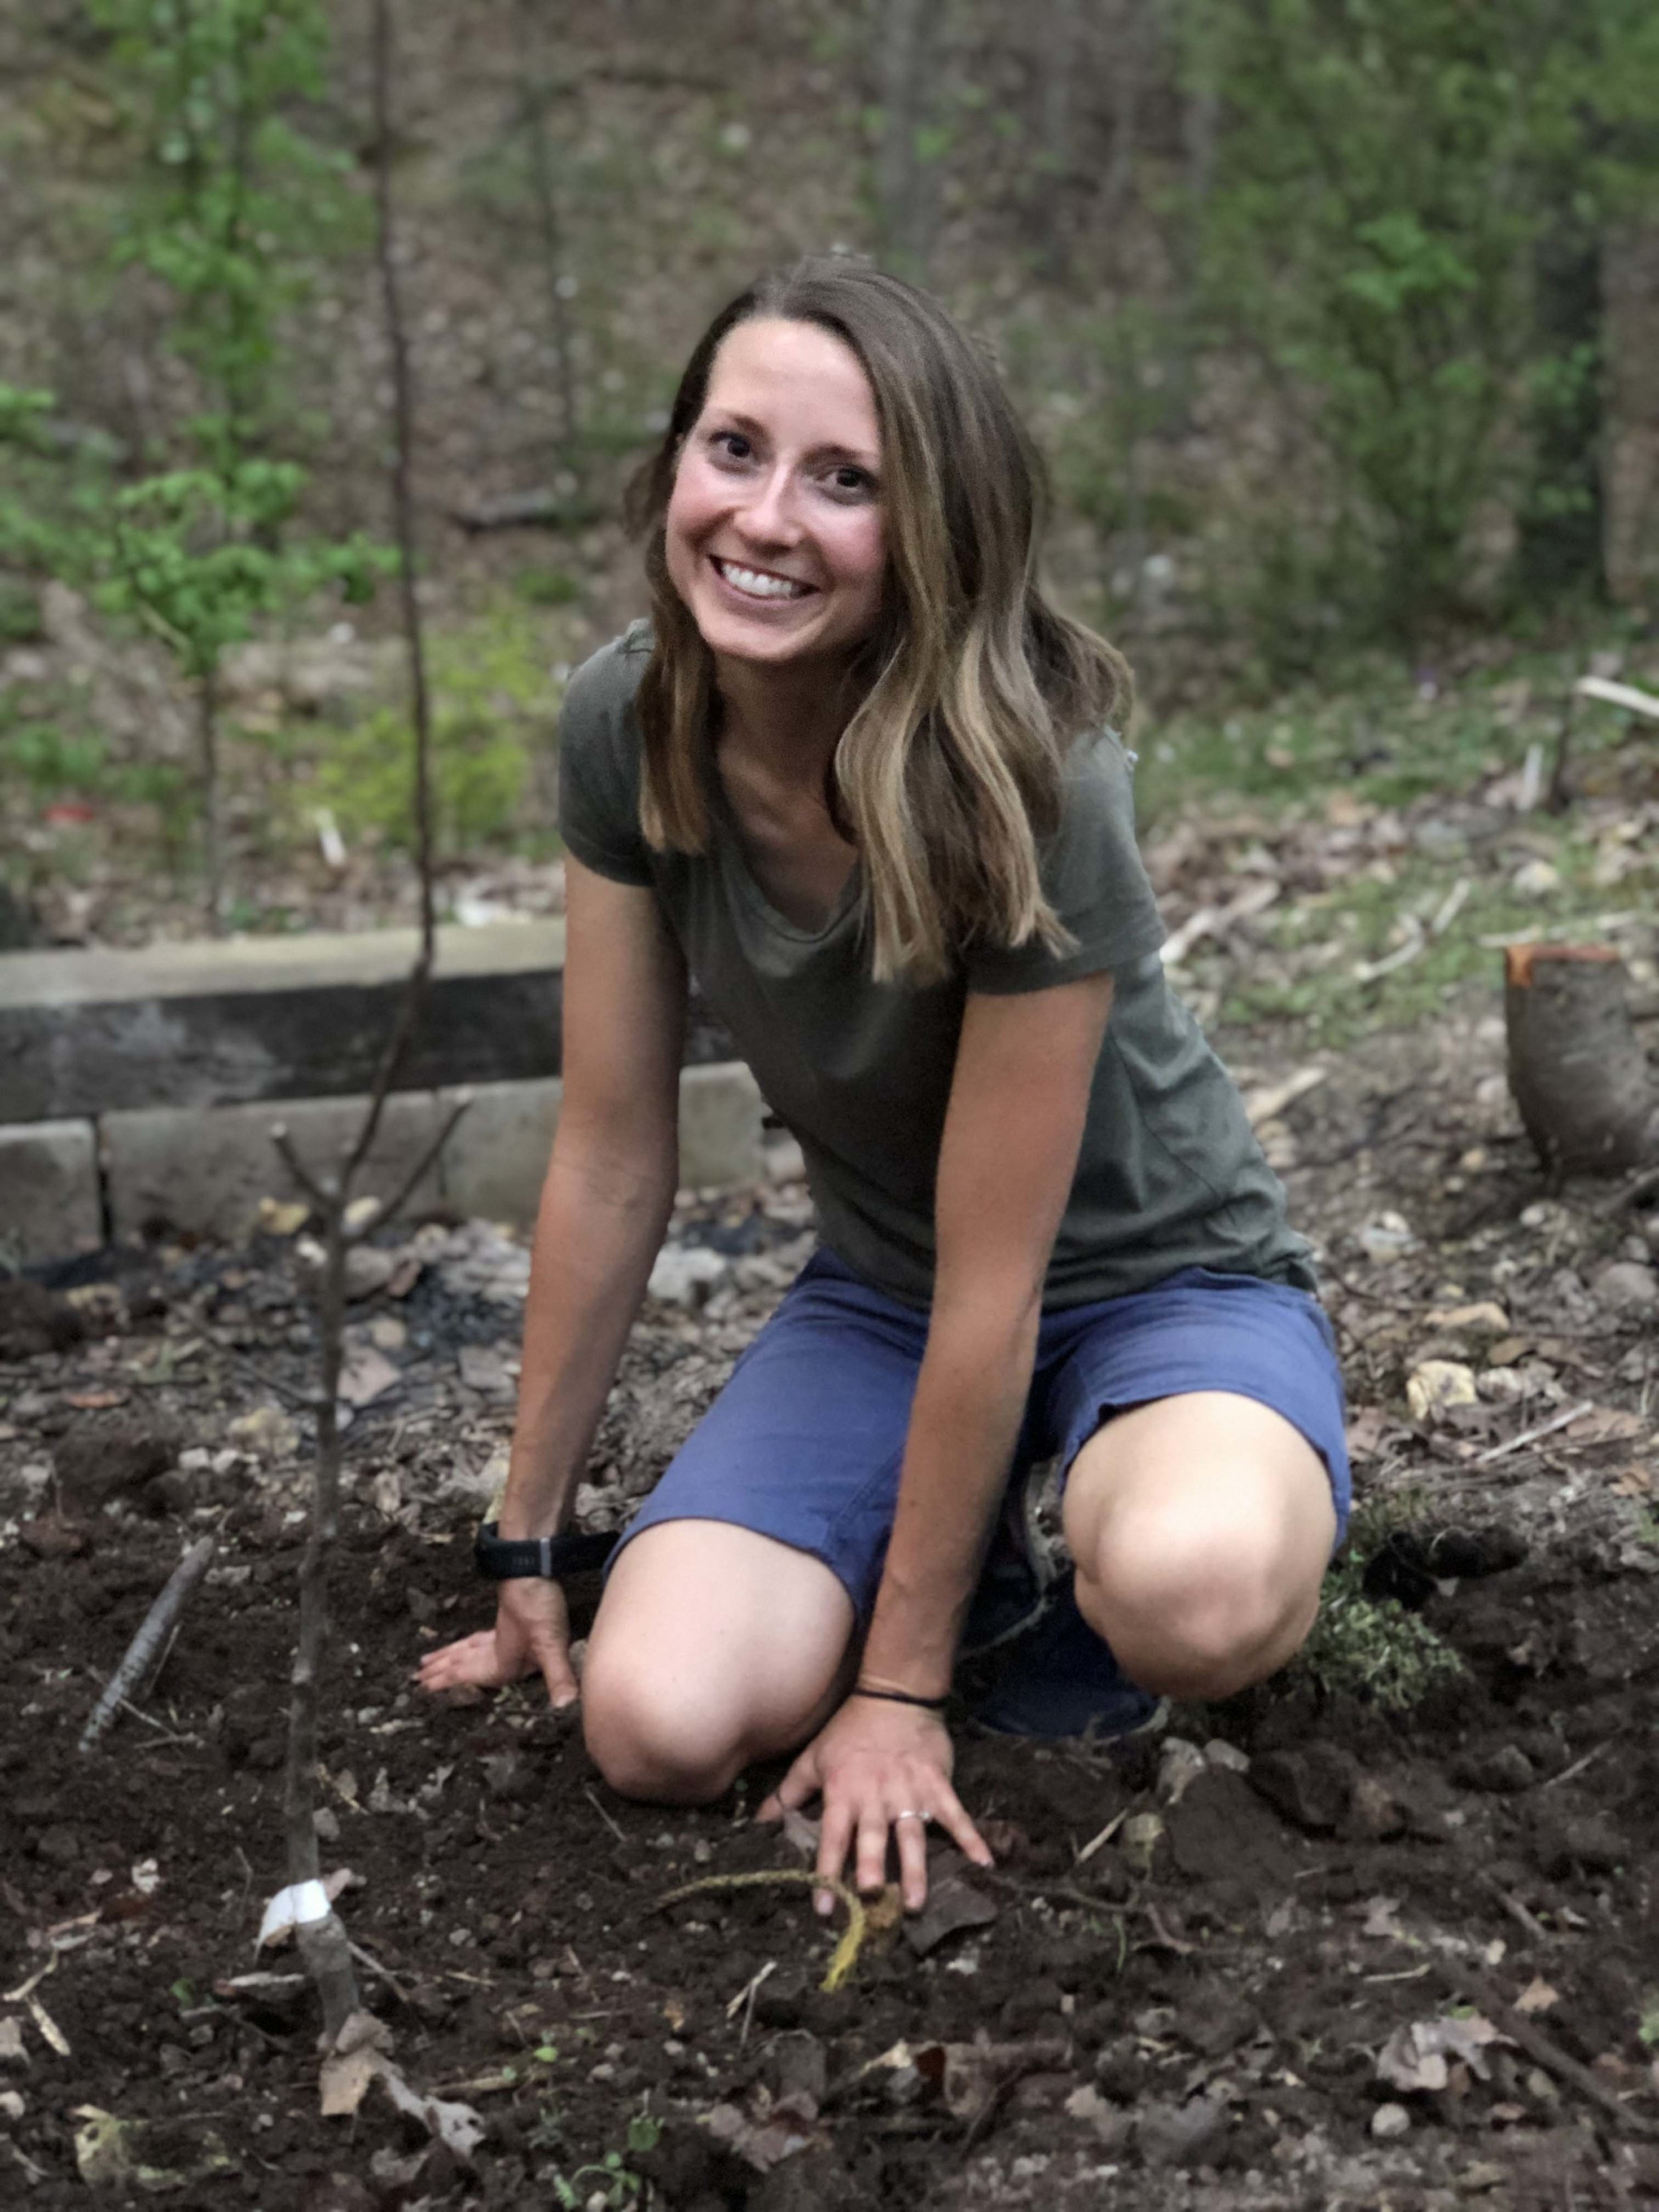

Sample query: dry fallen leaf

[1423,1301,1510,1335]
[1565,1406,1645,1446]
[1344,1405,1389,1461]
[1514,1976,1560,2016]
[704,2093,822,2173]
[1406,1360,1479,1424]
[336,1347,399,1410]
[1611,1465,1652,1497]
[1360,1895,1408,1942]
[1376,2012,1510,2093]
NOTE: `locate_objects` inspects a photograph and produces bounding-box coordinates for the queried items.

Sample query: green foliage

[89,0,357,459]
[1297,1501,1466,1711]
[1139,642,1654,1048]
[1179,0,1659,639]
[97,461,391,681]
[299,601,565,855]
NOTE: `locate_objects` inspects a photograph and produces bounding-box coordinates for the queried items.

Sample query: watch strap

[474,1521,618,1580]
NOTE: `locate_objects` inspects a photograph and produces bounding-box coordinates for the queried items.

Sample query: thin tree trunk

[281,1222,358,2041]
[275,0,452,2047]
[1033,0,1080,279]
[373,0,437,975]
[513,0,580,461]
[196,664,224,935]
[875,0,944,278]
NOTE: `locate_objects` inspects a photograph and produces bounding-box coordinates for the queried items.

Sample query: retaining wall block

[438,1063,767,1228]
[438,1078,562,1226]
[0,1118,102,1264]
[103,1090,448,1244]
[678,1062,765,1191]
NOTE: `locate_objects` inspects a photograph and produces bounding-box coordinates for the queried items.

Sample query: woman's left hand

[757,1696,995,1914]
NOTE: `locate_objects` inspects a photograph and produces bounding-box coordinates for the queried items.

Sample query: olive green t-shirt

[557,625,1315,1309]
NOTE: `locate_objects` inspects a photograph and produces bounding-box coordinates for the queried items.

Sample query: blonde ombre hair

[625,258,1132,986]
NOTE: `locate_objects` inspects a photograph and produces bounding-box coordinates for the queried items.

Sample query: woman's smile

[709,554,817,604]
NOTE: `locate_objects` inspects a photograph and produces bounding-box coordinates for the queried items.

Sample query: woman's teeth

[715,559,810,601]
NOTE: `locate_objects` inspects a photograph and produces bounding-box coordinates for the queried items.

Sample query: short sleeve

[962,731,1166,994]
[555,630,655,887]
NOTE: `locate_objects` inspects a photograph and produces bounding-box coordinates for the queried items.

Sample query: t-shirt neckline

[705,757,863,948]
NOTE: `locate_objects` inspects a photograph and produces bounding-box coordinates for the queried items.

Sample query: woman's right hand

[415,1578,580,1710]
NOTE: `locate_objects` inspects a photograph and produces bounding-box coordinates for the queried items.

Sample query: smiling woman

[625,259,1130,984]
[419,257,1348,1927]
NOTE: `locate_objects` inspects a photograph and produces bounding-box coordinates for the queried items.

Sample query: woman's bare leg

[1062,1391,1336,1701]
[581,1520,857,1802]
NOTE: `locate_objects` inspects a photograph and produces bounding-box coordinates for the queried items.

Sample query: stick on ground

[79,1535,216,1753]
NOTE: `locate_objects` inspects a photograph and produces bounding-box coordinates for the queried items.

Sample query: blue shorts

[616,1248,1350,1622]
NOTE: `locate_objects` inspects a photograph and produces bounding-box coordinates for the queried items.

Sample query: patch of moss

[1295,1498,1467,1712]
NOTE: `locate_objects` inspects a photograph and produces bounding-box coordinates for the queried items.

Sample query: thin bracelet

[851,1684,948,1712]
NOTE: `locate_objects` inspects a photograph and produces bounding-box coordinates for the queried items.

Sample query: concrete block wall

[0,1120,102,1264]
[0,1064,766,1261]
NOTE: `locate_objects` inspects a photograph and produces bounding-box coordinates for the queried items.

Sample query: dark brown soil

[3,1492,1658,2209]
[3,1011,1658,2207]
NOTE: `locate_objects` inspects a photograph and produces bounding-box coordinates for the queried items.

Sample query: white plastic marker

[257,1879,333,1950]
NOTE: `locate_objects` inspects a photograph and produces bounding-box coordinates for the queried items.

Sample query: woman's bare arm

[861,969,1114,1686]
[765,970,1114,1901]
[418,856,685,1704]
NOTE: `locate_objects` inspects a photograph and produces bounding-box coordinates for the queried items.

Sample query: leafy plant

[300,598,567,854]
[1177,0,1659,642]
[89,0,358,463]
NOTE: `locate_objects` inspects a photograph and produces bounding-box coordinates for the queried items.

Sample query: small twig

[271,1126,332,1213]
[348,1096,470,1243]
[1435,1958,1657,2140]
[348,1939,415,2008]
[1352,913,1426,983]
[583,1787,626,1844]
[1475,1872,1553,1947]
[80,1537,216,1753]
[1471,1400,1597,1467]
[1539,1741,1608,1794]
[1599,1161,1659,1216]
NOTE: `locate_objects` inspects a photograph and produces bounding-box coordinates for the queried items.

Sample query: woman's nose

[736,465,802,546]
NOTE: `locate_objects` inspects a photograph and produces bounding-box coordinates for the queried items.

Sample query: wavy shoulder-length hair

[624,256,1132,986]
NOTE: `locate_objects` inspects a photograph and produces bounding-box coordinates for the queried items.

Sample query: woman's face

[665,317,888,672]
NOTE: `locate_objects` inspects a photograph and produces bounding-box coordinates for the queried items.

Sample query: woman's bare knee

[580,1522,855,1802]
[1076,1508,1319,1698]
[581,1657,745,1803]
[1066,1394,1336,1698]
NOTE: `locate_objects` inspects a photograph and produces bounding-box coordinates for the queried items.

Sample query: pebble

[1203,1738,1250,1775]
[1592,1261,1658,1316]
[1157,1737,1208,1805]
[1118,1811,1165,1874]
[646,1246,730,1307]
[1250,1743,1357,1833]
[1371,2101,1411,2139]
[1136,2095,1227,2168]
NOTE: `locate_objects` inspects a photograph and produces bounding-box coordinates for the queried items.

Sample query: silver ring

[893,1808,930,1825]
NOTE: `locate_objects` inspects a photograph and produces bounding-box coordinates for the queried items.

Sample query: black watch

[473,1521,618,1581]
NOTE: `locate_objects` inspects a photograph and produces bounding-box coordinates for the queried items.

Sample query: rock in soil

[0,1276,86,1359]
[1248,1742,1359,1832]
[52,1416,181,1511]
[1166,1768,1298,1889]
